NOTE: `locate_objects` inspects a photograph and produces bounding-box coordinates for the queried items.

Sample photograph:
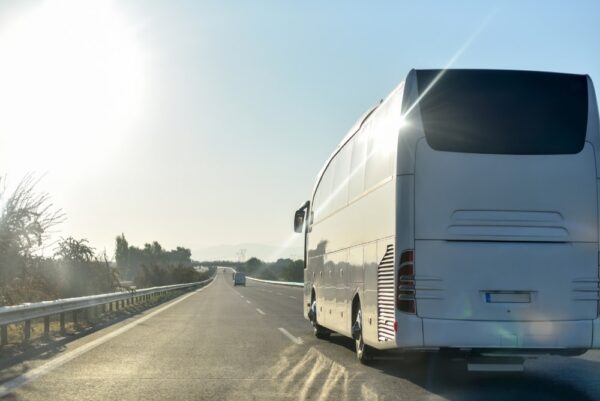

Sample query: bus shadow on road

[316,334,597,401]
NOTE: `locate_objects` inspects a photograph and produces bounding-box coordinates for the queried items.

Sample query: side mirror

[294,209,305,233]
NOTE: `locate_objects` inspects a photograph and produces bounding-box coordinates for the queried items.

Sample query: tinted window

[331,142,351,211]
[365,107,396,188]
[312,160,334,222]
[415,70,588,154]
[348,129,367,200]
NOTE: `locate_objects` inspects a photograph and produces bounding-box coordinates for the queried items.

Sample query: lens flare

[267,233,303,262]
[403,7,499,119]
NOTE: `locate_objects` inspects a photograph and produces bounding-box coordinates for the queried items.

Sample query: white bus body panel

[414,140,598,322]
[423,319,592,348]
[305,180,395,343]
[393,73,600,351]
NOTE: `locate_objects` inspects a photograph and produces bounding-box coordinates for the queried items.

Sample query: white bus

[293,69,600,367]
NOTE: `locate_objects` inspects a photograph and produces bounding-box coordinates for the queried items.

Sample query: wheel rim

[355,309,364,357]
[311,300,318,331]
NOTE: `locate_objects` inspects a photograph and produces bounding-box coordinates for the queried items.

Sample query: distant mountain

[193,242,303,262]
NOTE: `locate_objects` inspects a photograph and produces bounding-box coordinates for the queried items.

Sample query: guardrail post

[109,302,113,312]
[44,316,50,338]
[1,325,7,346]
[23,320,31,343]
[60,313,66,334]
[73,310,78,326]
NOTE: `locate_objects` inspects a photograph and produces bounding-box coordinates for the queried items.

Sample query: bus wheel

[352,306,374,364]
[310,299,330,340]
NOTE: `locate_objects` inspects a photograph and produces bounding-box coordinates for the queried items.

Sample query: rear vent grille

[377,244,395,342]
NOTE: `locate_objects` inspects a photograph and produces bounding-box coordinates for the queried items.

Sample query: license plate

[485,292,531,303]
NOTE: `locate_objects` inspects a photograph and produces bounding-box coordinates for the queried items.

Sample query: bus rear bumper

[419,318,594,349]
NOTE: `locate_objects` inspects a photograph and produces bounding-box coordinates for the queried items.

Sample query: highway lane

[2,269,600,400]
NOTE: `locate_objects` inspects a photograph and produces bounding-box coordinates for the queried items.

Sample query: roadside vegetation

[0,176,213,307]
[201,257,304,282]
[115,234,212,287]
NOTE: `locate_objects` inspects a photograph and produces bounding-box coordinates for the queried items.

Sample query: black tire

[353,306,374,364]
[310,299,330,340]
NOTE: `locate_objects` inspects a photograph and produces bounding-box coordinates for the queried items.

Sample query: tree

[115,233,129,269]
[0,175,64,305]
[245,257,263,272]
[54,237,95,263]
[0,175,64,257]
[282,260,304,282]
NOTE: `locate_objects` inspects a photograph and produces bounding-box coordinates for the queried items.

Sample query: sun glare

[0,0,146,178]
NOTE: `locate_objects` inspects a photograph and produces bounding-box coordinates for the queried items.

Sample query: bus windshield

[415,69,588,155]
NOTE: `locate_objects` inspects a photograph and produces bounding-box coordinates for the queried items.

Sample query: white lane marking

[246,300,251,304]
[0,280,214,397]
[256,308,266,315]
[240,295,244,298]
[289,296,296,299]
[278,328,303,345]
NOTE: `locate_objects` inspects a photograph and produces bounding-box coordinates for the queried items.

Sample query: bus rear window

[415,70,588,154]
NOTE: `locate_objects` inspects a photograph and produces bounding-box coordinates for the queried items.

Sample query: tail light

[397,249,416,314]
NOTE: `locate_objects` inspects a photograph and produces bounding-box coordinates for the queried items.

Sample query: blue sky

[0,0,599,260]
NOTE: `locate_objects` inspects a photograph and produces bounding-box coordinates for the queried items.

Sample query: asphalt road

[2,268,600,400]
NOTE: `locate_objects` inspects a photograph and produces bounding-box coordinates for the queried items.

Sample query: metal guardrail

[0,276,214,346]
[224,266,303,287]
[245,276,303,287]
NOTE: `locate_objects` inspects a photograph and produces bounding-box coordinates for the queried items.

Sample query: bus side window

[348,129,367,201]
[365,108,395,190]
[313,159,334,222]
[331,142,352,212]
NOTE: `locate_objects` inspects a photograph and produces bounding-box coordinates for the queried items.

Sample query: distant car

[233,272,246,286]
